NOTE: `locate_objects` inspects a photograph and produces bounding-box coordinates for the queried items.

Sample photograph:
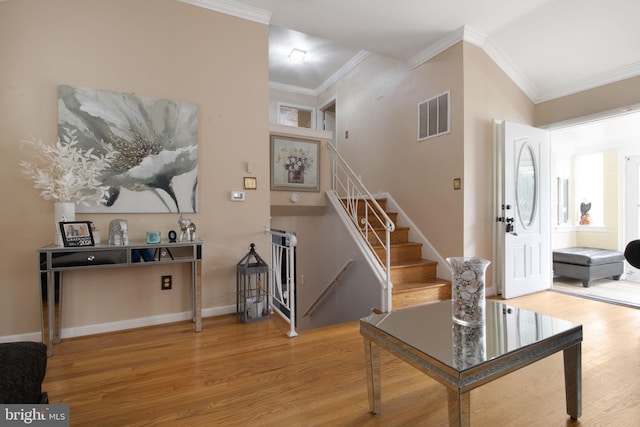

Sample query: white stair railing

[265,227,298,337]
[327,142,395,312]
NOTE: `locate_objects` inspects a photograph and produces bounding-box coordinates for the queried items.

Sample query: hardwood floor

[43,292,640,426]
[553,277,640,308]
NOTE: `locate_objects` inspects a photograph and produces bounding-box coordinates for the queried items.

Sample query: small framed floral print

[270,135,320,192]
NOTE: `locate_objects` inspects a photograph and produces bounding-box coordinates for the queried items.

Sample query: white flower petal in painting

[57,84,199,213]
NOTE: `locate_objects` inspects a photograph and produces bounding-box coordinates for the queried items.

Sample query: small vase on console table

[54,202,75,246]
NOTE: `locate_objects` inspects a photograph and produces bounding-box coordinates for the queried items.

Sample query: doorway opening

[549,109,640,306]
[319,99,335,132]
[319,98,337,160]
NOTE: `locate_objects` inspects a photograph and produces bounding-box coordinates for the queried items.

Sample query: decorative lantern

[236,243,269,323]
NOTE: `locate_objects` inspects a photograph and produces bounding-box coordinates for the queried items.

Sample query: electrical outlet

[161,275,172,290]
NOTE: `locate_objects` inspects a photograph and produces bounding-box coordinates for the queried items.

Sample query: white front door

[495,121,552,298]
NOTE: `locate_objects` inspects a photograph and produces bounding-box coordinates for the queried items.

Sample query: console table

[38,239,203,356]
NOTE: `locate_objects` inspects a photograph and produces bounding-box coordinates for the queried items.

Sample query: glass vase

[452,322,486,370]
[54,202,75,246]
[446,257,490,327]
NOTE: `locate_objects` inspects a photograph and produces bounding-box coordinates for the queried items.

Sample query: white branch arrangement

[20,129,116,205]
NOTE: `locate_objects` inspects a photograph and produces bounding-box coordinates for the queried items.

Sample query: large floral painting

[270,135,320,192]
[58,85,198,213]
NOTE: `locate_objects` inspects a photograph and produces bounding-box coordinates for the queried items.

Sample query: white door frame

[318,96,337,137]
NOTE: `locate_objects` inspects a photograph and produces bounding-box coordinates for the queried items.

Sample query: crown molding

[480,36,640,104]
[461,26,486,47]
[536,61,640,104]
[269,82,318,96]
[409,25,640,104]
[481,36,540,102]
[408,25,466,70]
[408,25,540,101]
[177,3,640,105]
[271,51,370,97]
[177,0,271,25]
[316,51,370,94]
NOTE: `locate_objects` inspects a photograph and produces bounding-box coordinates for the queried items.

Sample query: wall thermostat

[231,191,246,201]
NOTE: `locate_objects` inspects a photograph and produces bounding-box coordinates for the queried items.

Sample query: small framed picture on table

[59,221,95,247]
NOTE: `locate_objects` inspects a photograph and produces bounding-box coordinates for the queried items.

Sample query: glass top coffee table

[360,300,582,426]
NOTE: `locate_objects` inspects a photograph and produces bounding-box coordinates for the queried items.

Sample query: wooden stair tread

[341,197,387,203]
[369,224,407,231]
[373,241,422,249]
[360,211,397,217]
[339,197,451,308]
[390,259,438,268]
[392,280,450,294]
[364,214,398,225]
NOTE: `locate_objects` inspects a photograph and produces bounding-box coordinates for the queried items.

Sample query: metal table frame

[38,239,203,356]
[360,300,582,426]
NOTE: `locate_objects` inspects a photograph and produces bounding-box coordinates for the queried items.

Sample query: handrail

[327,142,395,312]
[303,259,354,317]
[265,226,298,337]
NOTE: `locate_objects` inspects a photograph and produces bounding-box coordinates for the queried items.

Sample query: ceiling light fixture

[288,48,306,64]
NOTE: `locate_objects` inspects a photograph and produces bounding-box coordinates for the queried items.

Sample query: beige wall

[553,150,621,251]
[269,88,318,125]
[539,70,640,254]
[318,47,466,259]
[0,0,270,338]
[268,125,332,214]
[5,0,639,341]
[462,43,535,271]
[575,150,620,249]
[311,42,536,286]
[535,75,640,126]
[270,203,384,330]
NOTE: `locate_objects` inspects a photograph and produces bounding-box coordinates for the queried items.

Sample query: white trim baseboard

[0,332,42,344]
[0,305,236,343]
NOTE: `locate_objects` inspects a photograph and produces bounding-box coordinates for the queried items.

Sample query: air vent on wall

[418,90,450,141]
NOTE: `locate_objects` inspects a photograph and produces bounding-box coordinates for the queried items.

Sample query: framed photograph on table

[270,135,320,192]
[59,221,95,247]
